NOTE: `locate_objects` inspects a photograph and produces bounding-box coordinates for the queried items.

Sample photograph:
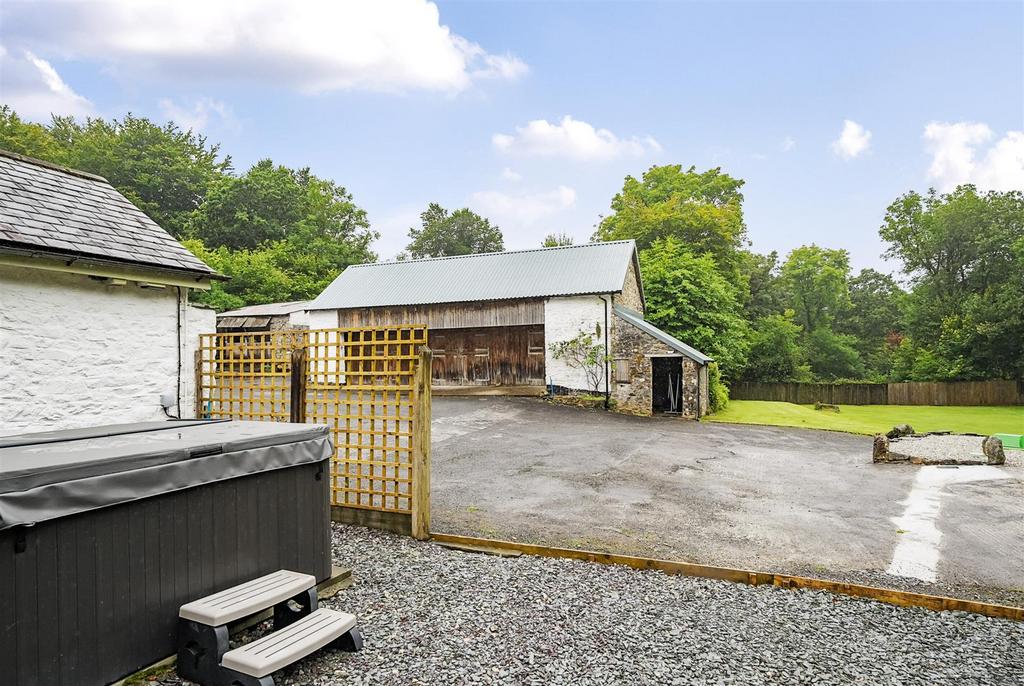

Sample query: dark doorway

[652,356,683,413]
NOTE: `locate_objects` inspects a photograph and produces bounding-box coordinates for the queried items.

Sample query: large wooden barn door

[429,325,544,386]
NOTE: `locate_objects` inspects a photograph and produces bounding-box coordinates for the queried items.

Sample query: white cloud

[492,116,661,161]
[501,167,522,182]
[831,119,872,160]
[158,97,236,133]
[0,45,93,120]
[3,0,527,94]
[781,136,796,152]
[469,186,577,226]
[923,121,1024,192]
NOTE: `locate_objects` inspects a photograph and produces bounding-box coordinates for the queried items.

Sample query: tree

[0,106,62,159]
[638,237,749,380]
[404,203,503,258]
[839,269,905,378]
[742,311,810,382]
[542,232,575,247]
[594,164,747,280]
[881,186,1024,379]
[51,113,231,238]
[738,249,784,321]
[189,160,306,250]
[548,330,607,393]
[803,327,865,380]
[779,245,852,333]
[186,162,377,308]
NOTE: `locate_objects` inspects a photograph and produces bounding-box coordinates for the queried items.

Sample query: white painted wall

[306,309,338,330]
[0,264,215,436]
[544,295,609,392]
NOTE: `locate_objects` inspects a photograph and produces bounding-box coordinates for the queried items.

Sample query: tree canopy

[594,164,747,280]
[639,237,749,380]
[404,203,504,259]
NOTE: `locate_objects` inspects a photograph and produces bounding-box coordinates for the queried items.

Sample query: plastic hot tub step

[179,570,316,626]
[220,608,361,680]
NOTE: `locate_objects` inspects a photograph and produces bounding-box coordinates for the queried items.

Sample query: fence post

[289,346,308,424]
[194,348,203,419]
[411,347,432,540]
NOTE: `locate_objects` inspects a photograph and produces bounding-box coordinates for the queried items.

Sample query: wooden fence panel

[731,380,1023,406]
[197,326,431,538]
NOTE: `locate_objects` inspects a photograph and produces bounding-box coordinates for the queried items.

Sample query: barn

[308,241,711,417]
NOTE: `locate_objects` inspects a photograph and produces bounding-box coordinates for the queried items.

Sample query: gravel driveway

[160,524,1024,685]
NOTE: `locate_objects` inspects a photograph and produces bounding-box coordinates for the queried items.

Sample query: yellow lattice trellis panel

[196,326,429,517]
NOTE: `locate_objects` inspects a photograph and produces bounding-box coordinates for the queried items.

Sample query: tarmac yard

[430,397,1024,607]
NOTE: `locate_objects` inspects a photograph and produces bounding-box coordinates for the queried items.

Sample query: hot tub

[0,420,333,686]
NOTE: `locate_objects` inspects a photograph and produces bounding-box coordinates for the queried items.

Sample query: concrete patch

[887,466,1011,582]
[432,405,521,443]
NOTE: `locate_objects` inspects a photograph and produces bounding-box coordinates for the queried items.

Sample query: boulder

[872,434,890,463]
[886,424,915,439]
[982,435,1006,466]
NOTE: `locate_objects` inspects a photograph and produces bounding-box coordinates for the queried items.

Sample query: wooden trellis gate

[195,326,431,539]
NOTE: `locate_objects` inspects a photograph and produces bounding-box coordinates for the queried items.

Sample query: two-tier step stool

[176,570,363,686]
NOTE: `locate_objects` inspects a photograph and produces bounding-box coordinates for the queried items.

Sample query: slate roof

[0,150,216,277]
[309,240,640,310]
[613,305,712,364]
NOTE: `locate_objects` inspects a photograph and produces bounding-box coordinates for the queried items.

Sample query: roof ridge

[352,239,636,268]
[0,148,108,183]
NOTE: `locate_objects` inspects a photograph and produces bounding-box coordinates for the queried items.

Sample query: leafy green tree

[779,245,852,333]
[881,186,1024,379]
[404,203,503,258]
[0,106,62,159]
[803,327,866,380]
[739,249,784,321]
[183,239,293,312]
[189,160,306,249]
[839,269,905,378]
[638,237,749,380]
[542,232,575,247]
[595,164,747,280]
[52,114,231,237]
[186,162,377,308]
[742,311,811,382]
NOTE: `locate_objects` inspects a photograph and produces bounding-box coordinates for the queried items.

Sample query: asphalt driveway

[430,396,1024,606]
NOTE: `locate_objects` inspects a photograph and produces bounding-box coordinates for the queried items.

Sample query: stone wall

[610,310,702,417]
[0,264,215,436]
[617,257,645,312]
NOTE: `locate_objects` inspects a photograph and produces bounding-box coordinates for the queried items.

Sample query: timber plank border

[431,533,1024,622]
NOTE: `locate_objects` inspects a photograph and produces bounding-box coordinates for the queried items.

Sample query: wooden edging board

[431,533,1024,622]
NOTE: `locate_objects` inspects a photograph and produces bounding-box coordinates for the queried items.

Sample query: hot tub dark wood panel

[0,422,331,686]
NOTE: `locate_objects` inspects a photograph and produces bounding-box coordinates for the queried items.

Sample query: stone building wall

[610,311,703,418]
[617,258,645,312]
[0,263,215,435]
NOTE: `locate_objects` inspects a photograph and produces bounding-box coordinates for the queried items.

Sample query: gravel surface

[890,434,1023,466]
[159,524,1023,686]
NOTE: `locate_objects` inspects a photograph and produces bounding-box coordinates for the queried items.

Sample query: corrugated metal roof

[613,305,712,364]
[218,300,309,317]
[309,241,639,310]
[0,149,216,276]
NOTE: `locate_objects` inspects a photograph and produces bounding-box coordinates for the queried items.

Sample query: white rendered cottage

[308,241,711,417]
[0,150,218,435]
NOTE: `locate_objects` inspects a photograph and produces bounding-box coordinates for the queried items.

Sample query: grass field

[706,400,1024,436]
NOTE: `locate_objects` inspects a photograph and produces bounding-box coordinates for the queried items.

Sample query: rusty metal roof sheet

[309,240,639,309]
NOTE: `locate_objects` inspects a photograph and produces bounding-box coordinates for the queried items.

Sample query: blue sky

[2,0,1022,270]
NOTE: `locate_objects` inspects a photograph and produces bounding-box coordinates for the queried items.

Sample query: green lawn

[706,400,1024,436]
